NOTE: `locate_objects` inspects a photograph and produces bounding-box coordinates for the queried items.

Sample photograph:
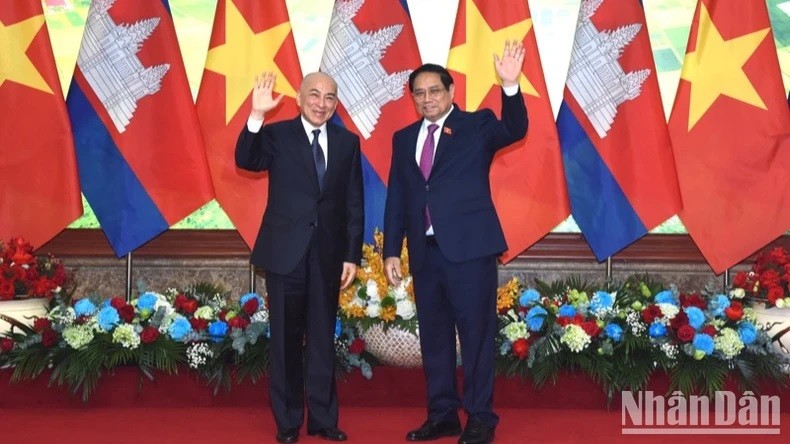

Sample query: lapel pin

[443,126,452,135]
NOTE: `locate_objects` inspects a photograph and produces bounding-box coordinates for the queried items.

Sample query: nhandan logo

[621,391,781,435]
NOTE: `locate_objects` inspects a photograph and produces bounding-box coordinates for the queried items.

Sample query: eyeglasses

[412,86,446,101]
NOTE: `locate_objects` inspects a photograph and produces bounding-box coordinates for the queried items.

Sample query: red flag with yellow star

[0,2,82,247]
[196,0,302,247]
[446,0,569,262]
[668,0,790,273]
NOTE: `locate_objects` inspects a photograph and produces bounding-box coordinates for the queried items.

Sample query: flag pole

[723,268,730,292]
[249,264,256,294]
[605,256,612,281]
[125,253,133,302]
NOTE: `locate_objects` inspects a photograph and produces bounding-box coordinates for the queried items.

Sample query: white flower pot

[0,298,49,334]
[752,302,790,360]
[360,323,461,367]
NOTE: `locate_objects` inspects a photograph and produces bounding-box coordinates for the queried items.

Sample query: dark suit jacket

[383,90,527,271]
[236,116,364,280]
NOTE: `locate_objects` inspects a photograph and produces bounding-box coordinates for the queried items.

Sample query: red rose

[174,294,188,310]
[768,247,790,266]
[110,296,126,309]
[41,328,58,348]
[512,338,529,360]
[581,321,601,338]
[760,270,780,288]
[641,305,663,324]
[700,325,717,337]
[767,285,784,305]
[724,301,743,321]
[348,338,366,354]
[140,326,159,344]
[51,264,68,286]
[190,318,209,331]
[118,305,135,323]
[0,279,16,300]
[733,272,748,288]
[31,277,56,298]
[679,293,706,309]
[33,317,52,333]
[242,298,259,316]
[182,299,199,315]
[218,310,228,321]
[556,317,571,327]
[11,265,27,281]
[228,316,250,330]
[670,311,689,331]
[0,337,14,353]
[676,325,695,343]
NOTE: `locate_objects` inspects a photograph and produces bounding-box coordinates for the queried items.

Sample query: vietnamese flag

[668,0,790,273]
[446,0,569,262]
[196,0,302,248]
[0,2,82,248]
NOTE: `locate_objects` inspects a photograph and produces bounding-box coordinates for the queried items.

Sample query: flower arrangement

[0,237,71,300]
[0,282,372,400]
[495,275,787,397]
[733,246,790,308]
[338,231,417,334]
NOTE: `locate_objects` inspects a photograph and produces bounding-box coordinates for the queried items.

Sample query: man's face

[297,74,338,127]
[411,72,454,122]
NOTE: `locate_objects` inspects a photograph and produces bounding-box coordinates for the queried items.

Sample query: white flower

[194,306,215,320]
[729,288,746,299]
[251,310,269,324]
[776,298,786,309]
[365,280,379,300]
[365,302,381,318]
[112,324,140,350]
[63,325,94,349]
[392,279,410,301]
[186,342,213,369]
[560,324,591,352]
[657,303,679,320]
[502,322,529,342]
[396,299,416,320]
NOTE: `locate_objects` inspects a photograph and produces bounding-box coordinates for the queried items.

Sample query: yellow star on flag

[447,0,537,111]
[0,14,52,94]
[205,0,297,123]
[681,3,769,131]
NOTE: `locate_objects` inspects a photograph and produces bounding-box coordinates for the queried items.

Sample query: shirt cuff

[502,84,519,97]
[246,116,264,133]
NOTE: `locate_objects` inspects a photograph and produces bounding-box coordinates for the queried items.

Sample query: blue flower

[208,321,229,342]
[684,307,706,330]
[97,306,120,331]
[137,292,158,311]
[738,322,758,345]
[589,291,614,312]
[708,294,731,317]
[648,322,667,338]
[654,290,676,305]
[519,288,541,307]
[168,317,192,341]
[604,324,624,342]
[558,304,577,317]
[335,318,342,339]
[526,306,547,331]
[240,293,265,311]
[74,299,97,317]
[693,333,715,355]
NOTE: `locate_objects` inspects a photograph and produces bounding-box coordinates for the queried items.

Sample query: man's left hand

[340,262,357,290]
[494,39,526,88]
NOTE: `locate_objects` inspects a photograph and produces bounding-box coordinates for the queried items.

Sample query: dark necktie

[311,129,326,190]
[419,124,439,230]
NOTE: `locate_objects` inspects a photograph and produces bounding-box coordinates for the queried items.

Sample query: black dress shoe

[307,427,347,441]
[458,420,494,444]
[406,419,462,441]
[275,428,299,443]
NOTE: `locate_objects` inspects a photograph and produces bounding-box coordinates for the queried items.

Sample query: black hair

[408,64,454,92]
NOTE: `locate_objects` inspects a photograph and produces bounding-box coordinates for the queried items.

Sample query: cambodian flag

[320,0,421,241]
[556,0,681,260]
[67,0,214,256]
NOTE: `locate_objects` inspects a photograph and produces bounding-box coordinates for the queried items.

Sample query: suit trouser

[265,237,339,432]
[412,239,499,428]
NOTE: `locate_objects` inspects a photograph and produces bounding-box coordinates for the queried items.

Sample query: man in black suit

[383,41,527,444]
[236,71,363,443]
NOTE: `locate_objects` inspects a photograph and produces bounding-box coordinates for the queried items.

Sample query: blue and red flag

[557,0,681,260]
[67,0,214,256]
[320,0,421,242]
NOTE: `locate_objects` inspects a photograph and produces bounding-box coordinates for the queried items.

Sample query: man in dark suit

[383,41,527,444]
[236,71,363,443]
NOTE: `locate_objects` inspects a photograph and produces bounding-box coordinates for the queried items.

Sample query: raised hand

[494,40,526,88]
[250,71,284,120]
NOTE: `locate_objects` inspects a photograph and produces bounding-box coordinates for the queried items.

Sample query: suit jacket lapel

[430,106,460,175]
[322,123,339,195]
[404,121,424,180]
[290,117,320,192]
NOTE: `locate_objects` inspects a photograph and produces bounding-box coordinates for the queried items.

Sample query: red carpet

[2,368,789,443]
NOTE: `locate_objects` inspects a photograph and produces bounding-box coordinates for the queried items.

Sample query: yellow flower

[380,305,397,322]
[496,277,521,313]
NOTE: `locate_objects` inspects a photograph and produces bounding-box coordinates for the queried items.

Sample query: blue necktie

[311,129,326,190]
